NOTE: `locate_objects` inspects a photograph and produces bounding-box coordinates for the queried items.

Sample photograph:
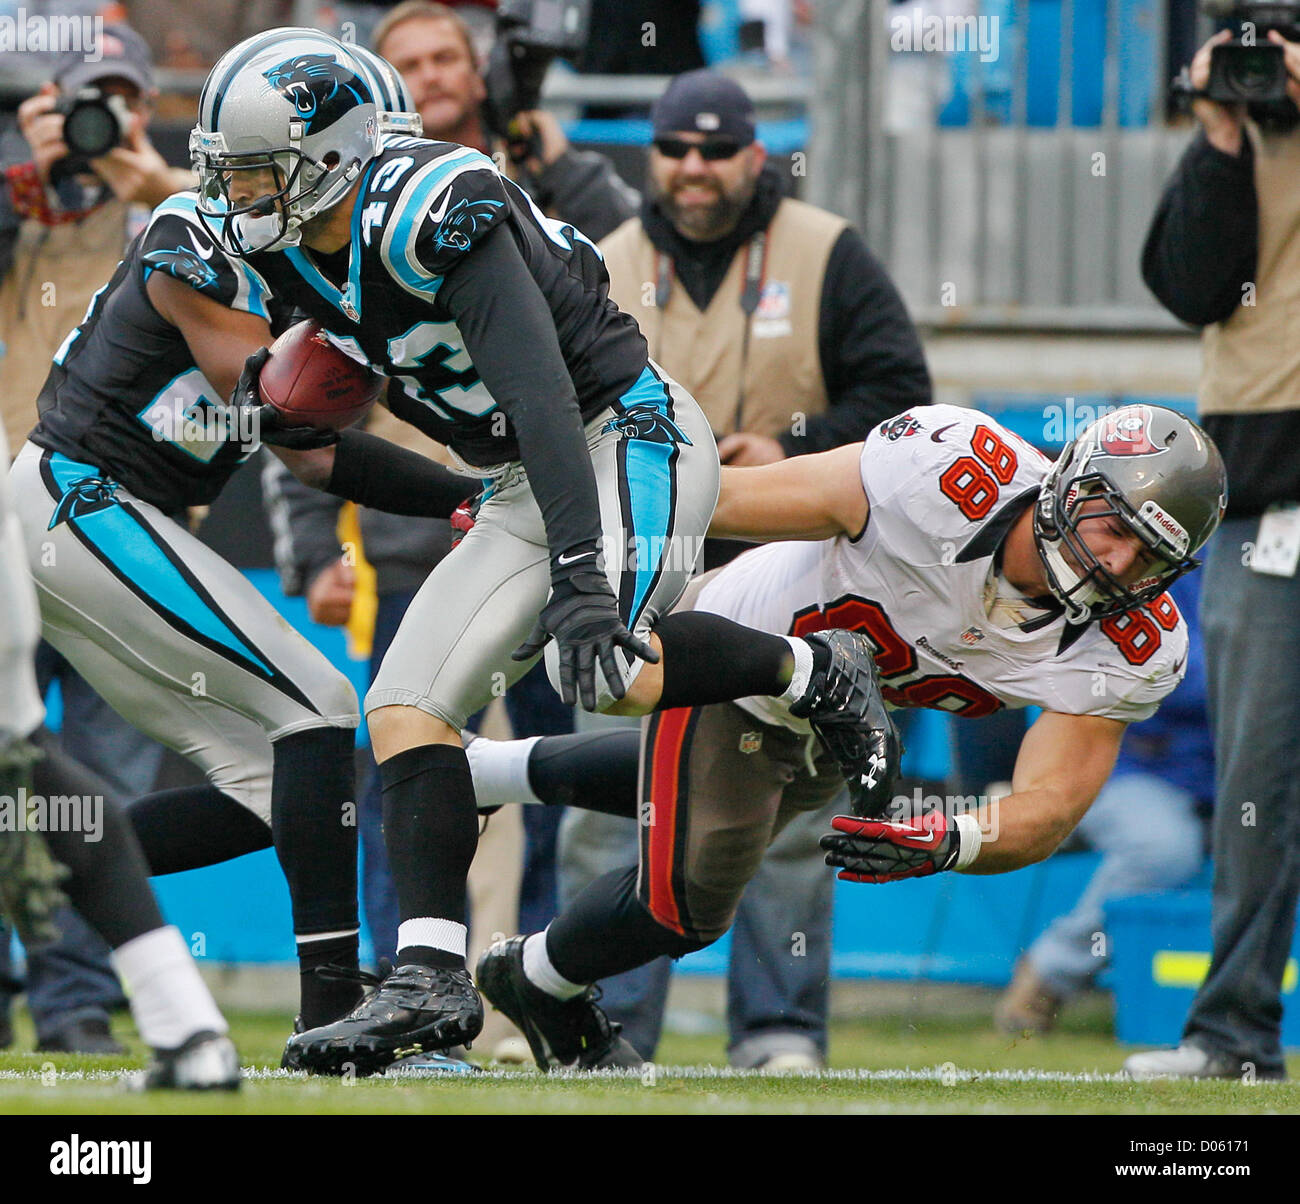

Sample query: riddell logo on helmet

[1138,500,1189,558]
[1096,409,1164,457]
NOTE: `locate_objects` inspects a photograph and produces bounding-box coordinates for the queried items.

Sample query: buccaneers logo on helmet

[1095,408,1165,458]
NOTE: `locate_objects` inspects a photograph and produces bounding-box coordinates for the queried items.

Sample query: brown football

[258,320,385,429]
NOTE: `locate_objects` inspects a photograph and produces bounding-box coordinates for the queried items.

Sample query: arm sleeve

[437,221,605,564]
[260,454,345,597]
[1140,130,1258,327]
[529,149,640,244]
[780,228,933,457]
[325,427,478,518]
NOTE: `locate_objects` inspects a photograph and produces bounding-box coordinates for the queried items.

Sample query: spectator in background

[996,572,1209,1034]
[263,2,637,996]
[0,22,189,1055]
[560,70,931,1070]
[1125,28,1300,1081]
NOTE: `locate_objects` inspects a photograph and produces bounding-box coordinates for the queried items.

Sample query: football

[257,320,385,429]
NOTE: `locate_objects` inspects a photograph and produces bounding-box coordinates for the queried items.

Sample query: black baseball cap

[651,69,755,146]
[55,24,155,94]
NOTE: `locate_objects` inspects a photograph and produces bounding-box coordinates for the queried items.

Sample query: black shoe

[477,936,643,1073]
[282,962,483,1077]
[789,630,902,818]
[36,1015,126,1055]
[135,1031,241,1091]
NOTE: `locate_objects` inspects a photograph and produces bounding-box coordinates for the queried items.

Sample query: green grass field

[3,989,1298,1115]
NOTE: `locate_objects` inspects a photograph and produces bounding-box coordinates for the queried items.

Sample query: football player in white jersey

[472,402,1227,1071]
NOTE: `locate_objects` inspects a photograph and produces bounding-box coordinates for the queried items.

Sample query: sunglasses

[653,137,747,161]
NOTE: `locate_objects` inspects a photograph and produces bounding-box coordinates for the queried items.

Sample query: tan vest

[600,198,847,439]
[0,201,133,453]
[1200,123,1300,416]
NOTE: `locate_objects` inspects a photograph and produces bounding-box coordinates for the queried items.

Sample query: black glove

[232,347,340,450]
[511,563,659,711]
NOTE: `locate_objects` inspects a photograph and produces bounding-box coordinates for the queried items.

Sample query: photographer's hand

[90,112,195,208]
[512,109,570,176]
[1190,29,1245,156]
[16,84,69,186]
[1268,29,1300,108]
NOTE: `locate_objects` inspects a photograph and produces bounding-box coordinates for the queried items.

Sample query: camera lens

[1228,47,1284,96]
[63,99,120,158]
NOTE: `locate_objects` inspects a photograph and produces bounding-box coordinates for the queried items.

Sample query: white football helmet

[190,28,380,255]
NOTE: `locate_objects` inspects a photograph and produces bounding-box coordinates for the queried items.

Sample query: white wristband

[952,812,984,871]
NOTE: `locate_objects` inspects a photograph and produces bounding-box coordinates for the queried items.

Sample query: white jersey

[695,405,1189,734]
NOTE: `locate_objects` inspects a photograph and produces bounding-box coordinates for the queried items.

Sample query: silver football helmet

[190,28,380,255]
[1033,405,1227,624]
[347,43,423,137]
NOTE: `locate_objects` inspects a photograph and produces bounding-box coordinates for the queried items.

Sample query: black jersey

[247,136,649,470]
[30,193,274,513]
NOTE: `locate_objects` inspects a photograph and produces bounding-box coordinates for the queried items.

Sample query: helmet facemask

[191,30,380,256]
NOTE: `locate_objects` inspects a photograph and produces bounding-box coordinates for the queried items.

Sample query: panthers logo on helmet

[429,197,506,254]
[143,248,219,293]
[262,53,368,134]
[602,404,692,445]
[49,477,120,530]
[1095,407,1165,458]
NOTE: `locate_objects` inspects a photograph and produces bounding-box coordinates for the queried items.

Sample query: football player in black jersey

[15,87,483,1041]
[192,28,894,1075]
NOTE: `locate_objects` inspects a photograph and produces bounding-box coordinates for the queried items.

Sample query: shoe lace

[313,963,385,989]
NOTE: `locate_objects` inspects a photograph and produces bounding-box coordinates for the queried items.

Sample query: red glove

[819,810,965,883]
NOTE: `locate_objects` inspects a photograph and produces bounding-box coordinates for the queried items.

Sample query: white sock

[110,926,227,1050]
[397,917,466,960]
[464,734,542,810]
[778,636,815,703]
[522,929,585,1000]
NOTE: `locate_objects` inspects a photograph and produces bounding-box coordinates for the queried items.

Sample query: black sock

[546,867,707,984]
[380,743,478,970]
[272,726,358,933]
[297,933,363,1028]
[42,795,165,951]
[527,729,641,817]
[127,785,272,874]
[654,611,796,709]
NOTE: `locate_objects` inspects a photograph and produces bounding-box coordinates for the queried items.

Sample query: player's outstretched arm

[709,442,869,542]
[822,711,1125,883]
[965,711,1126,874]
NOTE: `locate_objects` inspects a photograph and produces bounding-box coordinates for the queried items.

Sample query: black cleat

[281,962,483,1077]
[134,1031,241,1091]
[789,630,903,818]
[476,936,642,1072]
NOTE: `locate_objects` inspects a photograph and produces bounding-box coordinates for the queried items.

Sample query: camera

[57,86,132,157]
[1202,0,1300,102]
[482,0,591,156]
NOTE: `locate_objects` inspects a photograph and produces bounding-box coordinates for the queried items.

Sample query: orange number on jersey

[1148,592,1180,631]
[790,595,1002,716]
[938,425,1019,521]
[1099,610,1161,666]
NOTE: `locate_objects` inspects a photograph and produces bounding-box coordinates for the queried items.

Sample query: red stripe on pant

[644,705,695,937]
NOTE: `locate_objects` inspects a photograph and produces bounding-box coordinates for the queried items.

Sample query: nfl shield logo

[739,731,763,755]
[960,626,985,646]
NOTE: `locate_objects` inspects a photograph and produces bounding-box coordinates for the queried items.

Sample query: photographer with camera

[0,22,187,1056]
[1127,12,1300,1081]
